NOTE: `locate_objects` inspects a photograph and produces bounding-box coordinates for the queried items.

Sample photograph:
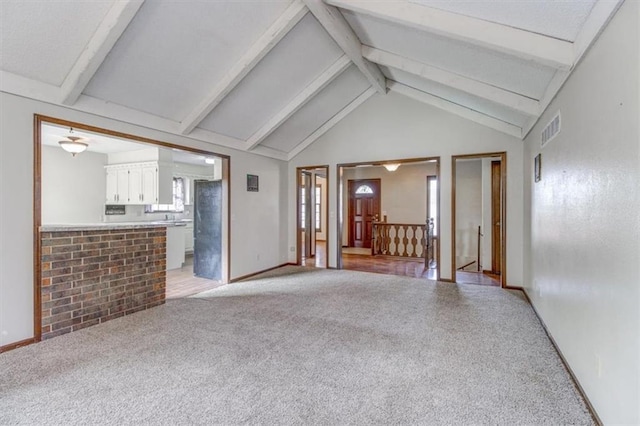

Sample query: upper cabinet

[104,162,172,205]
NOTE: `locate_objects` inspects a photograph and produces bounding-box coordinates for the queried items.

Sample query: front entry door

[348,179,381,248]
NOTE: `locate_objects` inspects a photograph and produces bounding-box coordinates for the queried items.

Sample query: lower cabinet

[166,226,186,270]
[184,223,194,254]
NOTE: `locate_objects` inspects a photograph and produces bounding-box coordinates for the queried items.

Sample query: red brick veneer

[40,227,166,340]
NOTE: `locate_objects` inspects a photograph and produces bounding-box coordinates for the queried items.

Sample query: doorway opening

[34,115,231,339]
[451,152,506,287]
[337,158,440,280]
[296,166,329,268]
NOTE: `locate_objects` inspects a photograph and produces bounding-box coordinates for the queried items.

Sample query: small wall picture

[247,174,259,192]
[534,154,542,183]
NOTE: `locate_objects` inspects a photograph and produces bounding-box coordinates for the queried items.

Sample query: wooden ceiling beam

[327,0,575,70]
[60,0,145,106]
[362,46,539,117]
[388,81,522,138]
[288,86,377,160]
[302,0,386,94]
[245,55,352,151]
[179,1,308,135]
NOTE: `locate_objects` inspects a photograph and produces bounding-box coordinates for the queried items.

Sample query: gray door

[194,180,222,280]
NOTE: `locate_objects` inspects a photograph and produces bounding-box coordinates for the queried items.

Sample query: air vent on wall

[541,111,561,147]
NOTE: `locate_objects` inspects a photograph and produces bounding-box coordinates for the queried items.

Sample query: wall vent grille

[541,112,561,147]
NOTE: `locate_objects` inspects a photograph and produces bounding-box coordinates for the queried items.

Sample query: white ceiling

[41,123,215,166]
[0,0,622,160]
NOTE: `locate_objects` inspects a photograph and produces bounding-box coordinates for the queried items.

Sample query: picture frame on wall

[534,154,542,183]
[247,174,259,192]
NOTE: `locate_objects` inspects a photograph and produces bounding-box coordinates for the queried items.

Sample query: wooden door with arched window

[348,179,381,248]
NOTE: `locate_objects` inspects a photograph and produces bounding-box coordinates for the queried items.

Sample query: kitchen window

[145,177,185,213]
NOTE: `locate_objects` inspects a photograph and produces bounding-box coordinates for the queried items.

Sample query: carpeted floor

[0,266,593,425]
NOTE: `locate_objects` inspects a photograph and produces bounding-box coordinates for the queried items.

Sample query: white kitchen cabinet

[105,162,172,205]
[184,223,194,254]
[105,168,129,204]
[166,225,186,270]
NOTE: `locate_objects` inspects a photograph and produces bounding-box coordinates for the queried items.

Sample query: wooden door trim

[451,152,507,287]
[336,156,440,279]
[490,160,501,274]
[29,114,232,347]
[296,165,329,268]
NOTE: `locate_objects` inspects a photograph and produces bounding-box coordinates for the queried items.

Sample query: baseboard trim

[0,337,37,354]
[230,263,294,283]
[520,288,602,426]
[504,285,523,290]
[438,278,455,283]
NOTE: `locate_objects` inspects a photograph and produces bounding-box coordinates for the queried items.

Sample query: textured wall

[523,1,639,423]
[41,228,166,340]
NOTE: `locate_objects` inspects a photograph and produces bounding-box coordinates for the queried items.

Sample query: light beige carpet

[0,266,593,425]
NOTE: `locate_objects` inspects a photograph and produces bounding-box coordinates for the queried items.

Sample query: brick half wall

[41,227,166,340]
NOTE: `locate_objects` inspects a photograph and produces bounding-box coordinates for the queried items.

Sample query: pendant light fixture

[383,163,401,172]
[58,128,88,157]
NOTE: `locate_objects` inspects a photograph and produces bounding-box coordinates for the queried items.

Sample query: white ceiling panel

[83,0,293,121]
[343,10,556,100]
[196,13,344,140]
[383,67,531,127]
[0,0,115,86]
[410,0,597,42]
[261,65,371,153]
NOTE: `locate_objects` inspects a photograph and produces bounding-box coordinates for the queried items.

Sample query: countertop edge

[40,222,188,232]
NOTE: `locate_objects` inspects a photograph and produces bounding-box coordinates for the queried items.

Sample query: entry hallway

[0,267,592,424]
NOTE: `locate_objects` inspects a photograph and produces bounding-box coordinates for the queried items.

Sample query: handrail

[372,220,436,266]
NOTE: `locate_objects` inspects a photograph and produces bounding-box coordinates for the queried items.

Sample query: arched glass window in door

[355,184,374,194]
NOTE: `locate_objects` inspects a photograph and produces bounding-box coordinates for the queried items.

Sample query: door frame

[451,152,507,287]
[336,157,440,279]
[32,114,231,342]
[347,178,381,248]
[296,165,329,267]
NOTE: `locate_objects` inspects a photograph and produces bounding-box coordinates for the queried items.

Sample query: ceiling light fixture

[58,128,88,157]
[383,163,401,172]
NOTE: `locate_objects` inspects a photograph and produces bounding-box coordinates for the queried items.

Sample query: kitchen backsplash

[103,204,193,223]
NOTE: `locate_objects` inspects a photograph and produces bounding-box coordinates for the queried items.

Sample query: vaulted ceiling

[0,0,622,160]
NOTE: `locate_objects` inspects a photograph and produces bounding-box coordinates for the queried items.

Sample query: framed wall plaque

[534,154,542,183]
[247,174,259,192]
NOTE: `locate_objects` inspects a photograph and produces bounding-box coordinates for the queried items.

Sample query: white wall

[316,175,327,241]
[41,145,107,224]
[289,91,523,284]
[0,92,289,347]
[523,1,639,423]
[340,163,436,246]
[455,159,482,268]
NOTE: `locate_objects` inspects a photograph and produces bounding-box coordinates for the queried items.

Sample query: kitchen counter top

[40,221,188,232]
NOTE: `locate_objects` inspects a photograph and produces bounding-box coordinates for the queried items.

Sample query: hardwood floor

[302,240,327,268]
[166,256,224,299]
[456,271,501,286]
[342,253,437,280]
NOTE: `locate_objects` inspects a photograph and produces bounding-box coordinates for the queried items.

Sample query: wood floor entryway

[166,256,224,299]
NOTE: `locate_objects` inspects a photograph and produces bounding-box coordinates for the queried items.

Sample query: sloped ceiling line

[326,0,575,70]
[388,81,522,138]
[245,55,352,151]
[60,0,146,106]
[287,86,377,160]
[302,0,386,93]
[179,0,309,135]
[362,46,540,117]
